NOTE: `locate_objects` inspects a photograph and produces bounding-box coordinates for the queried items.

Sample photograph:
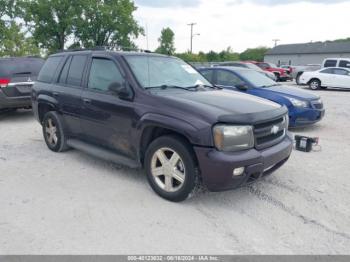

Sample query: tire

[309,79,321,90]
[42,111,69,152]
[144,135,199,202]
[274,73,280,82]
[296,73,303,85]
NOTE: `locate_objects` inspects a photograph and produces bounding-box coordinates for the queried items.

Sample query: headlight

[213,125,254,152]
[287,97,308,108]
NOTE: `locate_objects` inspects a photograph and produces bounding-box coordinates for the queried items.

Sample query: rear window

[0,58,45,78]
[324,60,337,68]
[38,56,63,83]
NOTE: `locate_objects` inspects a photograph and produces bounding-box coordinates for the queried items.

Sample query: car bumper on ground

[0,90,31,109]
[289,107,325,127]
[194,134,293,192]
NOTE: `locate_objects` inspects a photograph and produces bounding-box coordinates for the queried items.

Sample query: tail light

[0,78,10,88]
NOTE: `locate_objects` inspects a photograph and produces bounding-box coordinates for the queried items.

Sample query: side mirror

[235,83,248,91]
[108,82,131,100]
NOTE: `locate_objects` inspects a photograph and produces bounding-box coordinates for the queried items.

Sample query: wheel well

[308,78,321,85]
[38,103,55,123]
[139,126,196,166]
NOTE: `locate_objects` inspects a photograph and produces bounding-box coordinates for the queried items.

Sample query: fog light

[233,167,245,177]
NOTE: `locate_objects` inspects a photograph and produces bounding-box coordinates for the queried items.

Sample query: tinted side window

[58,56,72,84]
[200,70,214,82]
[37,56,62,83]
[333,69,348,75]
[88,58,124,92]
[66,55,87,87]
[216,70,244,86]
[339,60,350,68]
[324,60,337,67]
[320,68,334,74]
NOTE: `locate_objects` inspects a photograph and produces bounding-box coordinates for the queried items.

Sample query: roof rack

[58,46,152,53]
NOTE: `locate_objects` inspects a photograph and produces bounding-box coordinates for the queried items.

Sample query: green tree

[206,50,220,62]
[0,21,40,56]
[239,47,270,62]
[75,0,143,49]
[156,27,175,55]
[218,47,239,62]
[18,0,82,52]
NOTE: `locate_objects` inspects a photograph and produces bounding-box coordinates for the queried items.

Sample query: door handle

[83,98,92,104]
[53,92,59,97]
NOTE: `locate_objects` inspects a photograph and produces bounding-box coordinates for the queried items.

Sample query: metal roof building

[264,41,350,66]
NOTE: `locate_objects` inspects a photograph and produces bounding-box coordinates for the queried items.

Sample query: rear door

[80,55,136,158]
[318,68,334,86]
[50,54,88,135]
[0,58,44,98]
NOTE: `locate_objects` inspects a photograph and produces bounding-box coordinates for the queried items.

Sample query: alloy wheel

[45,118,58,146]
[150,147,186,193]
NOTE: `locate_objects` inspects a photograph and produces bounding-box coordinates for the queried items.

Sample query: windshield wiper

[186,84,219,90]
[260,84,279,88]
[145,85,198,91]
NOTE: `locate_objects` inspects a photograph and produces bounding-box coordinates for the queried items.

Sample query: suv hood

[154,89,285,124]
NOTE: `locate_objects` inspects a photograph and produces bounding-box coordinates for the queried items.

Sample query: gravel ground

[0,84,350,255]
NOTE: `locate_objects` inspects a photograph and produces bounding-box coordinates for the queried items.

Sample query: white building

[264,41,350,66]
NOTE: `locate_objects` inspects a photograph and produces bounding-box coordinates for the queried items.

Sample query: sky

[133,0,350,53]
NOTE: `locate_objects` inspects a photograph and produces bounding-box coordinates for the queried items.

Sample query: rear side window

[200,70,215,82]
[339,60,350,68]
[324,60,337,67]
[58,56,72,84]
[38,56,62,83]
[333,68,348,75]
[66,55,87,87]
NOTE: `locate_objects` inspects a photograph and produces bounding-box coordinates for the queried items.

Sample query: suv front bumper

[0,90,31,109]
[194,134,293,192]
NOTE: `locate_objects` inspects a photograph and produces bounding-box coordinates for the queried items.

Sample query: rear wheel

[42,111,69,152]
[144,135,199,202]
[309,79,321,90]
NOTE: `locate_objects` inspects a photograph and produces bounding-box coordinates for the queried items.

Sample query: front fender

[136,113,213,147]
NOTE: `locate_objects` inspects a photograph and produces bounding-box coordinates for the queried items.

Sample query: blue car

[199,67,325,127]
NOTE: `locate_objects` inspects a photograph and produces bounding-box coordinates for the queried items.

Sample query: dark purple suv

[32,50,293,202]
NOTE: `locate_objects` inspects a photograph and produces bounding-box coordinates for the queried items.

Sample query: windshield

[239,70,277,88]
[124,55,211,89]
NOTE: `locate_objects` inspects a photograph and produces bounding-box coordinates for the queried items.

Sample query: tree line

[0,1,269,62]
[0,0,143,56]
[156,27,270,62]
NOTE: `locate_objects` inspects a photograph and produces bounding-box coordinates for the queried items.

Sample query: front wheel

[144,135,199,202]
[309,79,321,90]
[42,111,69,152]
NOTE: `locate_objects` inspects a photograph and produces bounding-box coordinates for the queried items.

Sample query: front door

[80,56,136,158]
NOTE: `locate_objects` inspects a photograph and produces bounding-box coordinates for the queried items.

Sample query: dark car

[0,57,45,111]
[32,50,293,202]
[199,67,325,127]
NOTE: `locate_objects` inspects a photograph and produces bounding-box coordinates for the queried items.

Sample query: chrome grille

[254,116,287,150]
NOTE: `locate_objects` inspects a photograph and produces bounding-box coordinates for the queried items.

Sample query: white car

[299,67,350,90]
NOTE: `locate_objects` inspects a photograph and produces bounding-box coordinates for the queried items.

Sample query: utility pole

[272,39,280,47]
[188,23,199,53]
